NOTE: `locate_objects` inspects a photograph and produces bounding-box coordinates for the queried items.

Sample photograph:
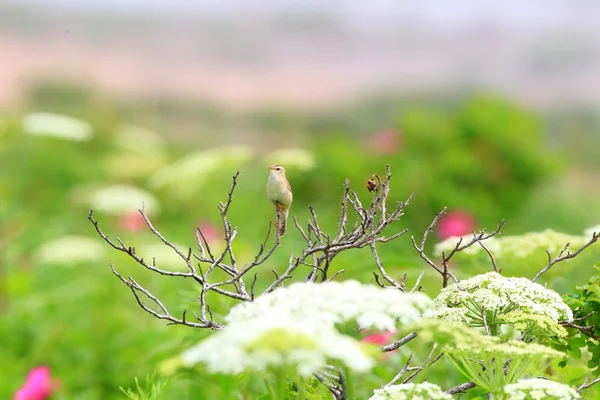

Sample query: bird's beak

[268,165,276,171]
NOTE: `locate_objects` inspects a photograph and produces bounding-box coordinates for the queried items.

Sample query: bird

[266,164,293,237]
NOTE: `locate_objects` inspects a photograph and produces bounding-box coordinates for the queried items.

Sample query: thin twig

[445,381,476,395]
[532,232,600,282]
[382,332,417,352]
[577,376,600,392]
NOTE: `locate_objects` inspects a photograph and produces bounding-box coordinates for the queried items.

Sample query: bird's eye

[276,167,281,170]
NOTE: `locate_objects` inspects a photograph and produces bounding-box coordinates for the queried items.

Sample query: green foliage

[120,372,169,400]
[564,266,600,375]
[1,90,599,399]
[306,95,561,234]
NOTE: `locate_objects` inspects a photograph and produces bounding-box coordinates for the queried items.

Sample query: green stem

[296,376,306,400]
[277,369,287,400]
[267,369,287,400]
[489,324,499,336]
[341,366,353,400]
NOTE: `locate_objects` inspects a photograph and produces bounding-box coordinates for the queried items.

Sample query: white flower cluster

[180,314,374,377]
[369,383,452,400]
[87,184,160,215]
[503,378,581,400]
[263,148,316,171]
[226,280,433,332]
[148,146,253,198]
[22,112,93,141]
[434,229,588,259]
[174,281,431,377]
[35,235,105,266]
[425,272,573,322]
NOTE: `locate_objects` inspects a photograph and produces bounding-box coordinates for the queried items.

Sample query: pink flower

[14,366,57,400]
[196,221,221,247]
[119,210,147,232]
[369,129,403,155]
[437,210,477,240]
[360,330,396,360]
[361,330,395,346]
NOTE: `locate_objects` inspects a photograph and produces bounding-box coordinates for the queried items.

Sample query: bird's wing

[286,178,292,194]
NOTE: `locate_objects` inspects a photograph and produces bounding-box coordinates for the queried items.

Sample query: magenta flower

[437,210,477,240]
[14,366,57,400]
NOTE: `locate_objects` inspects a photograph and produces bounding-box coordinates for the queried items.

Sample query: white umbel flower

[369,382,452,400]
[503,378,581,400]
[88,184,160,215]
[148,146,253,194]
[35,235,105,266]
[226,280,432,332]
[22,112,93,141]
[425,272,572,322]
[264,148,316,171]
[180,314,374,377]
[434,230,588,259]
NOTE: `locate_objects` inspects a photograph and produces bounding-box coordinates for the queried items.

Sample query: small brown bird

[266,164,293,236]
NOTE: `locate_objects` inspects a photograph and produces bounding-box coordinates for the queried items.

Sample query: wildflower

[264,148,316,171]
[369,129,403,155]
[498,310,568,345]
[410,320,564,394]
[503,378,581,400]
[361,330,395,346]
[88,185,160,215]
[14,366,57,400]
[424,272,573,327]
[168,315,375,377]
[196,221,221,248]
[369,382,452,400]
[115,125,165,153]
[138,242,193,272]
[22,112,92,141]
[119,210,147,232]
[226,280,432,332]
[35,235,105,266]
[434,229,588,259]
[436,211,477,240]
[148,146,253,198]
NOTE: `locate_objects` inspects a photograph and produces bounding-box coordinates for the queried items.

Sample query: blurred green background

[1,2,600,399]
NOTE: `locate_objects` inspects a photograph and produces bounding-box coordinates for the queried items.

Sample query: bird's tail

[276,207,289,237]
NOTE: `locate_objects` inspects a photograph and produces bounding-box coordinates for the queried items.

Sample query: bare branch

[370,242,405,291]
[327,269,345,282]
[532,232,600,282]
[559,320,600,341]
[409,271,425,293]
[445,381,476,395]
[382,332,418,352]
[478,240,499,273]
[412,212,504,288]
[110,264,221,329]
[577,376,600,393]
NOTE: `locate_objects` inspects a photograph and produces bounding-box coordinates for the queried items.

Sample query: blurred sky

[1,0,599,110]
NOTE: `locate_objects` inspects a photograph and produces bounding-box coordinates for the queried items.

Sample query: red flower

[437,211,477,240]
[14,366,58,400]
